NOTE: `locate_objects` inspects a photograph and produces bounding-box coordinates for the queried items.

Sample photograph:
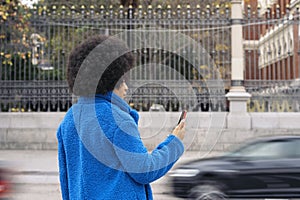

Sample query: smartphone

[177,110,187,125]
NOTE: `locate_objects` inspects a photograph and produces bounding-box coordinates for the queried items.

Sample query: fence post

[226,0,252,129]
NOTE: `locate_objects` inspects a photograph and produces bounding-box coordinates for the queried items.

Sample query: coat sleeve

[57,126,70,200]
[112,120,184,184]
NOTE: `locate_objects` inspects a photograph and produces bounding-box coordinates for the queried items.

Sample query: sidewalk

[0,150,220,200]
[0,150,59,184]
[0,150,217,184]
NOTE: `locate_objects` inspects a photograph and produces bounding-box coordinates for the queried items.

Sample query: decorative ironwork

[1,2,299,112]
[0,80,72,112]
[243,2,300,112]
[0,3,231,112]
[245,80,300,112]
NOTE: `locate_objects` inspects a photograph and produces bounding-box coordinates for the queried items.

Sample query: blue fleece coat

[57,92,184,200]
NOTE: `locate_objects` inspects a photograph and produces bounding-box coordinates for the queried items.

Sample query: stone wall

[0,112,299,152]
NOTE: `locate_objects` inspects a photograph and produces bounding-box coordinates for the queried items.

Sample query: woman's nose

[124,82,128,91]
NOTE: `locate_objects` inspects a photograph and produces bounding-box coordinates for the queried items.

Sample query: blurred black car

[169,135,300,199]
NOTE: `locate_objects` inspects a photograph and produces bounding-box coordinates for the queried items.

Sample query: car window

[228,139,298,160]
[242,142,283,158]
[289,139,300,158]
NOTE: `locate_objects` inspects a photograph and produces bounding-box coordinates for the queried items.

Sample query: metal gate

[0,3,231,112]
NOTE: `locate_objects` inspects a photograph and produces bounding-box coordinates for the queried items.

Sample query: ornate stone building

[244,0,299,80]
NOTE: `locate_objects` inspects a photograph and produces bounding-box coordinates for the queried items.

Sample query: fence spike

[225,3,229,10]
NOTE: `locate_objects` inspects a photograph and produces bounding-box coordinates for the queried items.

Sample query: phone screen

[177,110,187,125]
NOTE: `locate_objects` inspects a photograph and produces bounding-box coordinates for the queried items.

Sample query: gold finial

[257,4,261,9]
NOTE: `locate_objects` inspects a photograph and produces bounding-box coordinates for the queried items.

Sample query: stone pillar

[226,0,251,129]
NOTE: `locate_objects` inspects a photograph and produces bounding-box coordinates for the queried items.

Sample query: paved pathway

[0,150,210,200]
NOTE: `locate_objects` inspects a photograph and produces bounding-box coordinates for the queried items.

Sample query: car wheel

[189,183,227,200]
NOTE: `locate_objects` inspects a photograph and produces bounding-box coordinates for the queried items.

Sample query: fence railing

[243,2,300,112]
[1,3,299,112]
[1,4,231,112]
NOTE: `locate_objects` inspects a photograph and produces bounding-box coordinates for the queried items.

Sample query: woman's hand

[171,120,186,141]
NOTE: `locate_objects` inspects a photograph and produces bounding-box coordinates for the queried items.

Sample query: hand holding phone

[172,110,187,141]
[177,110,187,125]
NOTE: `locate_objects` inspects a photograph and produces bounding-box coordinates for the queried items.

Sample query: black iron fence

[243,3,300,112]
[1,3,231,112]
[0,3,299,112]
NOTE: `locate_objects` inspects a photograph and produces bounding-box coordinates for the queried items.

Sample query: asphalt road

[1,150,295,200]
[11,183,182,200]
[0,150,202,200]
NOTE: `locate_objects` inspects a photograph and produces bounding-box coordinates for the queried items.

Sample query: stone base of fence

[0,112,300,151]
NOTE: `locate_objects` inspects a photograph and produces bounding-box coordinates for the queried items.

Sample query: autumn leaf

[5,54,11,59]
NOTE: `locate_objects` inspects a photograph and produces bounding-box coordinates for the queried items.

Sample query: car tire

[189,183,227,200]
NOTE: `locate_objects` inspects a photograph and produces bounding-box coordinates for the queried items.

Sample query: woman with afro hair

[57,35,186,200]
